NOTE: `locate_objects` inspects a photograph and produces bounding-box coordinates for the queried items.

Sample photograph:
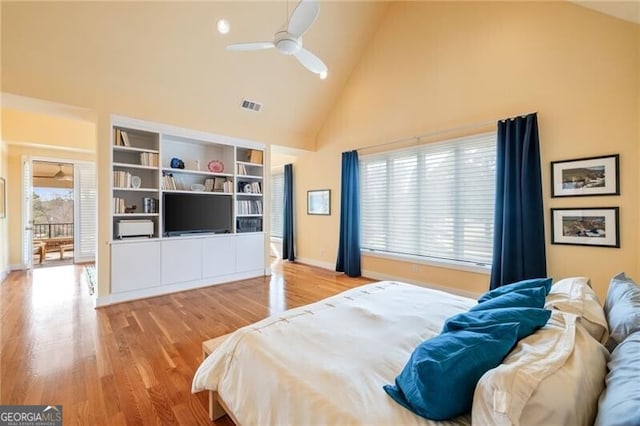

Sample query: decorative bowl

[208,160,224,173]
[191,183,205,192]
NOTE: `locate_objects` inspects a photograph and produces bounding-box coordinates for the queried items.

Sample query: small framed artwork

[0,177,5,218]
[550,154,619,197]
[551,207,619,248]
[307,189,331,215]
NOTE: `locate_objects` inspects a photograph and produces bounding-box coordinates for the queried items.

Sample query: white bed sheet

[192,281,476,425]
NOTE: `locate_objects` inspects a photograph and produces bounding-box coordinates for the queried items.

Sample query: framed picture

[307,189,331,215]
[551,207,619,248]
[550,154,619,197]
[0,177,5,219]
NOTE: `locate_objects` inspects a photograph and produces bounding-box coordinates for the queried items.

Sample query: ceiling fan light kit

[226,0,328,78]
[54,164,72,181]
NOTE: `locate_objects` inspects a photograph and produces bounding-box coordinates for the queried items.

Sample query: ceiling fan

[226,0,328,79]
[34,164,72,181]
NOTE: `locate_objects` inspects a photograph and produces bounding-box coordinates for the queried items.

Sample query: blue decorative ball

[170,157,185,169]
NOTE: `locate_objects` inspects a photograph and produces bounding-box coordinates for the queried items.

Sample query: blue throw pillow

[383,322,520,420]
[478,278,552,303]
[470,286,547,312]
[442,307,551,341]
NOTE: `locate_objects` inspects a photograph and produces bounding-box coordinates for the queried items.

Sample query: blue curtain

[282,163,295,261]
[336,150,361,277]
[490,113,546,289]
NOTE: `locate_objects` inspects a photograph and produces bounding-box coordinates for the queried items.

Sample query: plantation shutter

[74,162,97,262]
[271,169,285,239]
[360,132,496,266]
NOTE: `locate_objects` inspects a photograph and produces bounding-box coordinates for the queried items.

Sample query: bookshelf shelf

[163,189,233,196]
[113,162,159,170]
[236,161,264,168]
[161,167,233,178]
[236,174,263,180]
[113,213,160,217]
[113,146,159,154]
[113,187,157,192]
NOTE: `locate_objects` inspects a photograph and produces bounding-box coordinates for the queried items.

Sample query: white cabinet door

[162,238,202,285]
[235,233,265,273]
[201,235,236,279]
[111,240,161,293]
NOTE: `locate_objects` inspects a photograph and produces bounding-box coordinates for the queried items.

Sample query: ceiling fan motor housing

[274,31,301,55]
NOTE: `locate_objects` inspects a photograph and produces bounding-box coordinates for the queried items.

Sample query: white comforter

[192,281,476,425]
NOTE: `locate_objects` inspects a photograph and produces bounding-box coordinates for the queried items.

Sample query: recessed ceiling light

[217,19,230,35]
[319,71,328,80]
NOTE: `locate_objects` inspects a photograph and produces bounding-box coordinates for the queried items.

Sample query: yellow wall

[0,139,7,279]
[2,108,96,266]
[2,109,96,151]
[295,2,639,301]
[638,28,640,281]
[1,2,638,301]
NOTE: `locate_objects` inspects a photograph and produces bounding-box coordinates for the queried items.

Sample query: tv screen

[163,193,232,236]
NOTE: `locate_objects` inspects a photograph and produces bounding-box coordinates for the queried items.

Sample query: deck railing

[33,223,74,239]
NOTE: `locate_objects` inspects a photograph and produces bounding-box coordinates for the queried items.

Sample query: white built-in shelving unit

[104,115,266,306]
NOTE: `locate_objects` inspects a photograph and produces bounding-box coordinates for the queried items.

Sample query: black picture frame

[550,154,619,197]
[550,207,620,248]
[307,189,331,215]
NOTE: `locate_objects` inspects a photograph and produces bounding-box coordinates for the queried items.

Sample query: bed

[192,275,640,426]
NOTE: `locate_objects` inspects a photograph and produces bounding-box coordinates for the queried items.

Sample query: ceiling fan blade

[294,48,327,75]
[226,42,275,52]
[287,0,319,38]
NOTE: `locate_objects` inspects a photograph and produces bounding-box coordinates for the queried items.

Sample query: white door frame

[22,155,94,268]
[21,156,33,270]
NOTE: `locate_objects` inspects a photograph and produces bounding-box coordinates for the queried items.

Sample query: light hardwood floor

[0,261,373,425]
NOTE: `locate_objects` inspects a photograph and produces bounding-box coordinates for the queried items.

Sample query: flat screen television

[163,193,232,236]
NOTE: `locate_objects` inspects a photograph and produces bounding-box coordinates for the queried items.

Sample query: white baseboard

[294,257,335,271]
[294,257,480,298]
[362,268,482,299]
[95,269,265,308]
[0,267,9,283]
[9,263,27,271]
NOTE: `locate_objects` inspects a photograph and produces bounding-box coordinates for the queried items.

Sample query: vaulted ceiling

[1,1,636,151]
[1,1,388,150]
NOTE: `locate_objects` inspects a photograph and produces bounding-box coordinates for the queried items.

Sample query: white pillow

[472,311,609,426]
[545,277,609,343]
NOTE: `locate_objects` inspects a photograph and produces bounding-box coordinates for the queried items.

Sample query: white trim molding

[294,257,335,271]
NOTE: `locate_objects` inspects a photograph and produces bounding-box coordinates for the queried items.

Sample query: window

[360,132,496,267]
[270,169,285,239]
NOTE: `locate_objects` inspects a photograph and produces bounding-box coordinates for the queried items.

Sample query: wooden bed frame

[202,334,237,423]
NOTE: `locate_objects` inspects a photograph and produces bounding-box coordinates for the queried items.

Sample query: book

[247,149,263,164]
[121,131,131,147]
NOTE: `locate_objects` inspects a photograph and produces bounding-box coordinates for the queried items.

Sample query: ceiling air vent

[241,99,262,112]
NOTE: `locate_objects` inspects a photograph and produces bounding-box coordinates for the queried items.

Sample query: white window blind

[74,162,97,262]
[271,170,284,239]
[360,132,496,267]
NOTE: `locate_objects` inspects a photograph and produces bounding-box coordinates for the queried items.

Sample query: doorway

[22,157,96,271]
[31,161,75,268]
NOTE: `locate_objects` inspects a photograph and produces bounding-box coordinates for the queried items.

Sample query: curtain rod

[356,111,537,153]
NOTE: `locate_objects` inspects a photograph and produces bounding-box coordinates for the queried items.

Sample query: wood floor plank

[1,260,374,424]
